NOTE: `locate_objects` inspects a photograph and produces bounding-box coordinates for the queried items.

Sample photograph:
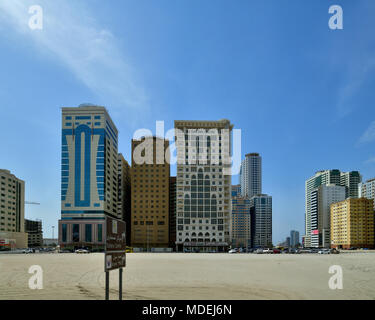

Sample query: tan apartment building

[0,169,28,249]
[331,198,375,249]
[131,136,170,249]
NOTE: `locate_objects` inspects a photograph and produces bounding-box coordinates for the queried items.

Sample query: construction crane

[25,201,40,205]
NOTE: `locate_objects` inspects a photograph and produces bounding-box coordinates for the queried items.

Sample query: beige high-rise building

[331,198,374,249]
[131,136,170,249]
[0,169,28,249]
[174,119,233,253]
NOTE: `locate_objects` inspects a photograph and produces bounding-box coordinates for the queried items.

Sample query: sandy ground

[0,252,375,300]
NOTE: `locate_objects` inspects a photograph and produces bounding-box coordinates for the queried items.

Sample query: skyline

[1,0,375,243]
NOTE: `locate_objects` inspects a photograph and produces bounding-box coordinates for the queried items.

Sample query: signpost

[105,216,126,300]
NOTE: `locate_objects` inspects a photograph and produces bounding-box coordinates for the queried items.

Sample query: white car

[228,249,238,254]
[75,249,90,254]
[263,248,273,254]
[318,249,330,254]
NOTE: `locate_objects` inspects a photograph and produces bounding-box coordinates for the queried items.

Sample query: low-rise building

[25,219,43,247]
[331,198,375,249]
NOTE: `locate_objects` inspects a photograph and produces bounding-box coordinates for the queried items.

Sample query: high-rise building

[286,237,291,247]
[174,119,233,253]
[310,184,346,248]
[304,170,362,247]
[359,178,375,210]
[0,169,27,249]
[240,153,262,198]
[231,184,241,197]
[131,136,170,250]
[250,194,272,248]
[118,153,131,246]
[331,198,374,249]
[290,230,300,248]
[340,171,362,198]
[169,176,176,249]
[25,219,43,247]
[231,195,251,248]
[58,105,119,251]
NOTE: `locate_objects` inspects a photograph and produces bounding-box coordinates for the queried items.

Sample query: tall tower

[130,136,170,249]
[58,104,119,251]
[174,119,233,253]
[240,153,262,198]
[249,194,272,247]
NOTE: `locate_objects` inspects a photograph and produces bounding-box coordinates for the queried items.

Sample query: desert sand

[0,252,375,300]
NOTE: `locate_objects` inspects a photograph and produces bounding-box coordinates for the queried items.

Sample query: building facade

[131,136,170,249]
[331,198,374,249]
[305,170,362,247]
[359,178,375,210]
[290,230,300,248]
[240,153,262,198]
[231,184,241,198]
[25,219,43,247]
[118,153,131,246]
[58,105,119,251]
[310,184,346,248]
[0,169,27,249]
[231,196,251,248]
[169,176,176,249]
[174,119,233,252]
[250,194,272,248]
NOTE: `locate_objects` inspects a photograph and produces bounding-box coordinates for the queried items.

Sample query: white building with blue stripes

[58,105,119,250]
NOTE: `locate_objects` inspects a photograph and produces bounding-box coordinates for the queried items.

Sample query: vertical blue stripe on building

[74,125,91,207]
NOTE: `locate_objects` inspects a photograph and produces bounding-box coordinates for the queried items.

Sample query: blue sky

[1,0,375,243]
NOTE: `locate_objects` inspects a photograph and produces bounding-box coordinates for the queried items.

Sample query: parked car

[318,249,330,254]
[330,248,340,254]
[75,248,90,254]
[229,248,238,254]
[22,248,34,254]
[255,248,263,254]
[273,248,281,254]
[263,248,273,254]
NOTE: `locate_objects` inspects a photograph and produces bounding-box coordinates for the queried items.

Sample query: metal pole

[105,271,109,300]
[119,268,123,300]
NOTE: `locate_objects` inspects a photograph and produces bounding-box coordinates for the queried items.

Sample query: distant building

[286,237,291,247]
[231,196,251,248]
[118,153,131,246]
[240,153,262,198]
[169,177,176,249]
[250,194,272,248]
[58,105,119,251]
[331,198,374,249]
[305,170,362,247]
[310,184,346,248]
[231,184,241,198]
[290,230,300,247]
[25,219,43,247]
[359,178,375,210]
[131,136,170,249]
[43,238,58,246]
[0,169,27,249]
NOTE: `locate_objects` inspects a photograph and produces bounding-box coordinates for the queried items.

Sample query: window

[98,224,103,242]
[85,224,92,242]
[73,224,80,242]
[62,224,67,242]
